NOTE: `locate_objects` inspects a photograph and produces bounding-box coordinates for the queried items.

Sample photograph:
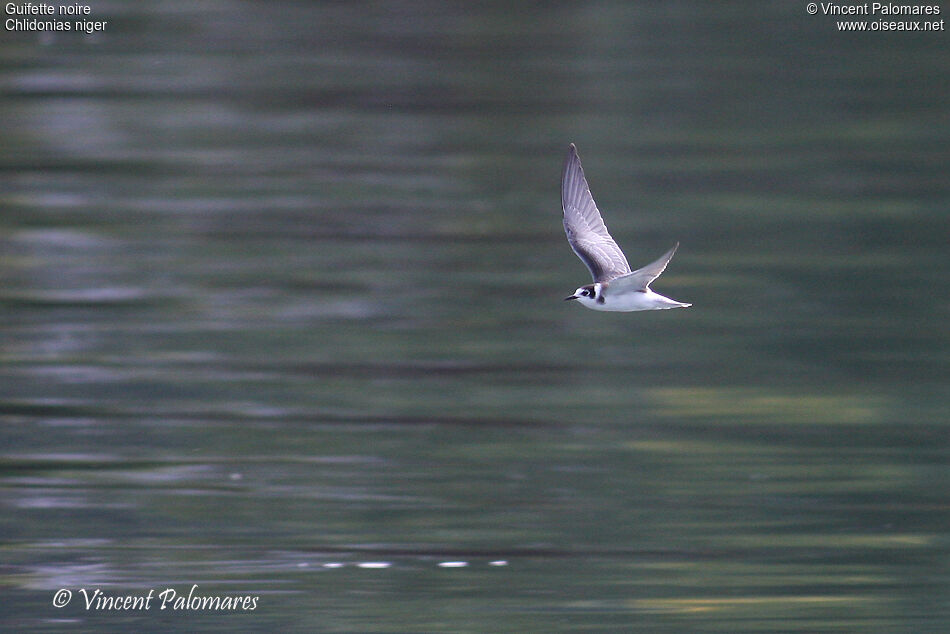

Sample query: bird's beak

[564,295,578,301]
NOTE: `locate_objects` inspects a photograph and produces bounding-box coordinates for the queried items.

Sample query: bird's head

[564,284,598,304]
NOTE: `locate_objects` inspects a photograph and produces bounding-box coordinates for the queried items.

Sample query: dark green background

[1,2,948,632]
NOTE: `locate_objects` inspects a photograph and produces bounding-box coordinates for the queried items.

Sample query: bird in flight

[561,144,691,312]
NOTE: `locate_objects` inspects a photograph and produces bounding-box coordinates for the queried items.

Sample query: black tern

[561,144,691,312]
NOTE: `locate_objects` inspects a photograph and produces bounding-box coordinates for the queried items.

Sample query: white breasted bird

[561,144,691,312]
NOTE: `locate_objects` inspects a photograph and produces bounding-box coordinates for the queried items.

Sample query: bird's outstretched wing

[561,144,631,283]
[608,243,680,292]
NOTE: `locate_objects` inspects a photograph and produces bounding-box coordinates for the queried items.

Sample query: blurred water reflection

[1,1,948,632]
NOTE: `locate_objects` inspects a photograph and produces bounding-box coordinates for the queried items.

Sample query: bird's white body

[570,284,691,312]
[561,144,690,313]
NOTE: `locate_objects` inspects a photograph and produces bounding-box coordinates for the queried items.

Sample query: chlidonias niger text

[562,144,691,312]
